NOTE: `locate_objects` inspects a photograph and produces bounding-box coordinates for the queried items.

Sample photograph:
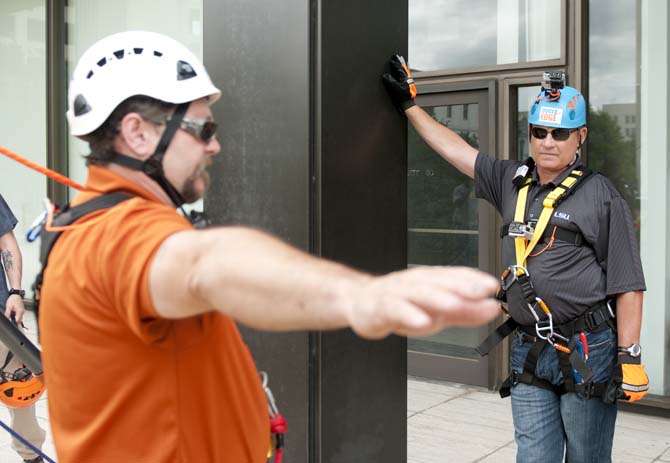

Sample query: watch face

[629,344,642,357]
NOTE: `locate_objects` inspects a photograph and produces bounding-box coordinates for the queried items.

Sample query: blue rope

[0,417,56,463]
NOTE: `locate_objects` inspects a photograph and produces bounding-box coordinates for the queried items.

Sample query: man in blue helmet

[383,56,649,462]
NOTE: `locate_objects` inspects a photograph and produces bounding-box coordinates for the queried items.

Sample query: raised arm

[382,54,478,178]
[149,226,500,339]
[405,105,478,178]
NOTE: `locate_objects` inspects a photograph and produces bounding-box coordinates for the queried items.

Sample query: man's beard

[181,166,210,204]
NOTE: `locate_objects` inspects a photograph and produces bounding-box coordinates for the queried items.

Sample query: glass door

[407,89,498,388]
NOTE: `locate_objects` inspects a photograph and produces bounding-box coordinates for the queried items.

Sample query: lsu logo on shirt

[554,211,570,221]
[539,107,563,124]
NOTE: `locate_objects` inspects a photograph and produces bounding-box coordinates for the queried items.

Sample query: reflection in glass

[588,0,640,232]
[408,104,481,357]
[409,0,562,72]
[516,86,541,160]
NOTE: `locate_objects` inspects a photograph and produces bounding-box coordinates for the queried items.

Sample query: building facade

[406,0,670,415]
[0,0,668,460]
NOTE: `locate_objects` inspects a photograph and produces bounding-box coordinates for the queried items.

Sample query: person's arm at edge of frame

[0,229,25,324]
[148,226,501,340]
[615,290,643,351]
[382,54,478,179]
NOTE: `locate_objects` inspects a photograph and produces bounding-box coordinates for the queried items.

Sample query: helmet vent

[97,57,107,67]
[74,94,92,116]
[133,47,144,55]
[113,49,125,59]
[86,70,94,79]
[177,60,197,80]
[154,50,163,57]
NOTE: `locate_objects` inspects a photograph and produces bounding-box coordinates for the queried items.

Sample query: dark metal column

[316,0,408,461]
[204,0,408,460]
[46,0,69,204]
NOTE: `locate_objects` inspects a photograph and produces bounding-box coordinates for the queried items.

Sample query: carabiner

[26,209,47,242]
[260,371,280,417]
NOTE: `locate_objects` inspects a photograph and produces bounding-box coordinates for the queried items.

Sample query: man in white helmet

[38,31,500,462]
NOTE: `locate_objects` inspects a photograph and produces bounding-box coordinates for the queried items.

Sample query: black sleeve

[596,192,646,295]
[0,194,18,237]
[474,152,513,213]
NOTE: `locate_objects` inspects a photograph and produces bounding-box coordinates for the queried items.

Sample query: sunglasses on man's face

[530,126,578,142]
[179,118,218,143]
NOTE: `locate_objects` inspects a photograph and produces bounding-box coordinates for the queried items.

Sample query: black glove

[603,354,649,404]
[382,54,417,113]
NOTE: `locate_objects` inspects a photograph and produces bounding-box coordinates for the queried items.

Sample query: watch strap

[8,288,25,298]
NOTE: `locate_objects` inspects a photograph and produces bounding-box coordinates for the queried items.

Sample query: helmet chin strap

[109,102,190,207]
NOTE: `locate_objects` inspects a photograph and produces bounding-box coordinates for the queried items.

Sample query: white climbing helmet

[67,30,221,137]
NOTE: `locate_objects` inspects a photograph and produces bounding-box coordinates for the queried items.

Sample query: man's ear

[118,113,159,158]
[579,126,588,145]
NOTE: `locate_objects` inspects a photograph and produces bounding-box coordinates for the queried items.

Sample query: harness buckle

[582,382,596,399]
[534,313,554,340]
[507,221,535,239]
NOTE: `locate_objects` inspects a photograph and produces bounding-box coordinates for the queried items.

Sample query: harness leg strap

[476,318,518,357]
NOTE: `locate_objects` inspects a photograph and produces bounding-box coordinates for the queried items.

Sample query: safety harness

[476,159,616,399]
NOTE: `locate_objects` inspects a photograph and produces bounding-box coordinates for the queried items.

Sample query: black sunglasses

[179,118,218,143]
[530,126,578,142]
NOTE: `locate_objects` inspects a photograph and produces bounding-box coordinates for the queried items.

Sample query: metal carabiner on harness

[261,371,280,418]
[261,371,287,463]
[26,204,49,243]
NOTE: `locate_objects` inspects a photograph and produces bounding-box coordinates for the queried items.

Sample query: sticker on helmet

[539,107,563,124]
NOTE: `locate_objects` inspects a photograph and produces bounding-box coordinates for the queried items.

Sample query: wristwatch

[8,288,25,298]
[617,343,642,358]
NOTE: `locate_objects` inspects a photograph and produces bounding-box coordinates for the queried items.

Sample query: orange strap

[0,146,88,191]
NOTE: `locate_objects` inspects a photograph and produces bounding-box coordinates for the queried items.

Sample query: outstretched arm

[0,230,25,324]
[149,227,500,339]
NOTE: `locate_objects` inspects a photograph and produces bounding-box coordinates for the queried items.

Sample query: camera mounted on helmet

[541,72,565,102]
[528,71,586,129]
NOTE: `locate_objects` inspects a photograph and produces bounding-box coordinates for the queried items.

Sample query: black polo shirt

[474,153,646,325]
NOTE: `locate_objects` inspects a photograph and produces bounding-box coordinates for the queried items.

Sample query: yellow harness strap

[513,170,585,270]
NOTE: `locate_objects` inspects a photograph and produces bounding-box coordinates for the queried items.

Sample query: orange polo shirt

[40,166,269,463]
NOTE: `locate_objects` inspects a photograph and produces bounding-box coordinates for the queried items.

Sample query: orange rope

[529,226,557,257]
[0,146,88,191]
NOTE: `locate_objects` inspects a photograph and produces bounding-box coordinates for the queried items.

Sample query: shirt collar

[531,154,584,187]
[72,165,166,206]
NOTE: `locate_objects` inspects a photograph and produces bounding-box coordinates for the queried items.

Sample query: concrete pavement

[408,377,670,463]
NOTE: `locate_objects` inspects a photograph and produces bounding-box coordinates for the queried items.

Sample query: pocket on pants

[583,326,616,384]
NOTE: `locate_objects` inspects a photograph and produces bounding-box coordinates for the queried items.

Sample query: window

[0,1,47,292]
[409,0,563,72]
[590,0,670,400]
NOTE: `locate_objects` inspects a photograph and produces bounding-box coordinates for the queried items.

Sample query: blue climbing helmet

[528,72,586,129]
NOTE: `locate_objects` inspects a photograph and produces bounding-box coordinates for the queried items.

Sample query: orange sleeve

[98,199,193,344]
